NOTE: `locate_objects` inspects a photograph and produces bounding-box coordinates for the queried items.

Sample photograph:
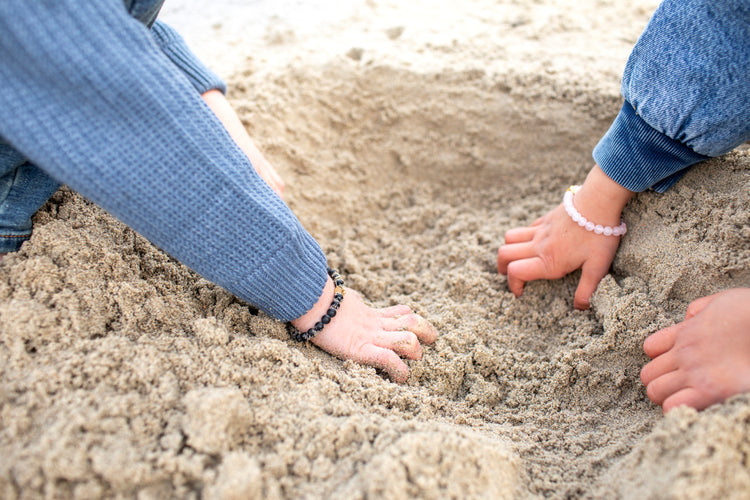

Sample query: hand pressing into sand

[291,277,437,383]
[641,288,750,413]
[202,89,285,197]
[497,165,634,309]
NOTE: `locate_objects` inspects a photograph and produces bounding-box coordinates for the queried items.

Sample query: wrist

[574,165,634,226]
[291,277,334,332]
[289,269,346,341]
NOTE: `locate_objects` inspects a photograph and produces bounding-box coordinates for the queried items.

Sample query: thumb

[573,259,610,310]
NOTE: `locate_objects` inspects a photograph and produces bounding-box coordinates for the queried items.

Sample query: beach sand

[2,0,750,498]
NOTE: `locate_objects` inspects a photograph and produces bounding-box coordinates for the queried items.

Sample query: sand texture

[2,0,750,498]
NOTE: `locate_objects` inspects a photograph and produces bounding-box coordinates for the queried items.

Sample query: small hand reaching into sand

[497,165,633,309]
[292,278,437,383]
[641,288,750,413]
[497,203,622,310]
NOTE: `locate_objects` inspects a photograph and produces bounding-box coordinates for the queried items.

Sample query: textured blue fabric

[0,0,328,321]
[0,12,226,253]
[151,20,227,95]
[594,0,750,192]
[594,103,710,193]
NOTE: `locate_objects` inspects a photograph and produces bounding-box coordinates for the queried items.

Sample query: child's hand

[309,289,438,383]
[497,165,634,309]
[640,288,750,412]
[292,277,437,383]
[497,203,621,309]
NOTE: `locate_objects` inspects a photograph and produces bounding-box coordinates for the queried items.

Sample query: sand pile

[2,0,749,498]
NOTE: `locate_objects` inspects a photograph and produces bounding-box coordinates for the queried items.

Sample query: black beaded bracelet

[288,267,346,342]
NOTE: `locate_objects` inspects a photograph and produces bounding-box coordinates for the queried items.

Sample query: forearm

[574,165,634,226]
[0,0,325,320]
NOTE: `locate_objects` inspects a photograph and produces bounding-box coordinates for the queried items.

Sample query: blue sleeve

[150,20,227,95]
[593,0,750,192]
[0,0,327,321]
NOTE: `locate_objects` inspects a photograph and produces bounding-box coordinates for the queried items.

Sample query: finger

[662,387,712,413]
[503,226,536,244]
[640,350,678,386]
[506,257,546,297]
[684,293,718,320]
[497,242,537,274]
[573,259,610,310]
[377,304,413,318]
[381,313,438,344]
[357,343,410,383]
[645,370,685,406]
[643,324,678,359]
[372,330,423,360]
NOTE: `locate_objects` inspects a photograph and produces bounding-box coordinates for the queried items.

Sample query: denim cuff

[150,21,227,95]
[0,231,31,252]
[593,101,710,193]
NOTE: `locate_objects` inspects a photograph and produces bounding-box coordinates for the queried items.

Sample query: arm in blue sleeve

[150,20,227,95]
[0,0,327,321]
[593,0,750,192]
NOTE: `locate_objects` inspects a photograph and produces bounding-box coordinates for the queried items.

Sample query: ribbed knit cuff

[150,21,227,95]
[242,230,329,321]
[593,101,709,193]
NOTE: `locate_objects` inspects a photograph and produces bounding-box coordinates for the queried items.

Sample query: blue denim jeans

[0,139,60,252]
[593,0,750,192]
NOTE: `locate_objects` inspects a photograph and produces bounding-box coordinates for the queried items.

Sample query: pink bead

[563,185,625,237]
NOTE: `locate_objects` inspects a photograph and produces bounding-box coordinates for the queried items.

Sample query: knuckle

[398,313,418,330]
[372,349,395,368]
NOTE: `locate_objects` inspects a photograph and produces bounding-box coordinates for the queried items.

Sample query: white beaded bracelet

[563,185,626,236]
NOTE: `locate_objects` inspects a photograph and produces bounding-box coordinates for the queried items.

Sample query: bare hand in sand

[497,165,633,309]
[292,279,437,383]
[202,89,285,197]
[641,288,750,413]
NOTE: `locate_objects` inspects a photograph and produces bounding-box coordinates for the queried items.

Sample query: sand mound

[2,1,750,498]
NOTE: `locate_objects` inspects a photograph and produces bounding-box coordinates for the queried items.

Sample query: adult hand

[202,89,285,197]
[497,165,633,309]
[293,280,437,383]
[641,288,750,412]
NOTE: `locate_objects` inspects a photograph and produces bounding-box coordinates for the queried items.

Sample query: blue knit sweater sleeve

[0,0,327,321]
[150,20,227,95]
[593,0,750,192]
